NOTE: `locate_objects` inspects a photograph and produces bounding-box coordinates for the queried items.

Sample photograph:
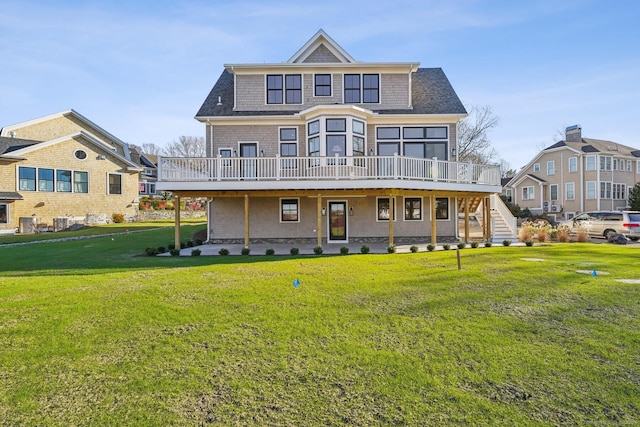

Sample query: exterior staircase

[460,194,518,242]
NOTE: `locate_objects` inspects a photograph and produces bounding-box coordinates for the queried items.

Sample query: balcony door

[240,142,257,179]
[328,201,347,242]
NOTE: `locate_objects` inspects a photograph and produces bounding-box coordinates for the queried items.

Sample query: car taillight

[623,223,639,228]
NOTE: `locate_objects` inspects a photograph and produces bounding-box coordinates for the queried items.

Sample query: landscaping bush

[387,245,396,253]
[525,240,534,247]
[265,248,275,256]
[360,245,370,254]
[557,228,570,243]
[169,248,181,256]
[168,243,175,250]
[112,213,125,223]
[442,243,450,250]
[180,242,187,249]
[576,228,589,242]
[241,247,251,256]
[218,248,229,256]
[340,247,349,255]
[519,228,532,243]
[195,239,203,246]
[145,247,158,256]
[410,245,419,253]
[471,241,479,248]
[537,229,548,243]
[503,240,512,246]
[290,247,299,255]
[313,246,323,255]
[427,244,435,252]
[191,249,201,256]
[457,242,466,250]
[187,240,194,248]
[484,241,492,248]
[157,246,166,254]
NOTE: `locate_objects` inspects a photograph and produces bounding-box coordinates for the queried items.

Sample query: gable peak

[288,29,357,64]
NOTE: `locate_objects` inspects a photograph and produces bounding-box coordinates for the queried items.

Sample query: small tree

[628,182,640,210]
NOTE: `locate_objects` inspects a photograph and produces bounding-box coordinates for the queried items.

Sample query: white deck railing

[158,154,501,186]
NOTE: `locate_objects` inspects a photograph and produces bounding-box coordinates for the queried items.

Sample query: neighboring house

[505,125,640,221]
[157,30,507,247]
[0,110,141,233]
[129,145,158,197]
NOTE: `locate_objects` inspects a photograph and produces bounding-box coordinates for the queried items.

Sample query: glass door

[328,201,347,242]
[240,143,257,179]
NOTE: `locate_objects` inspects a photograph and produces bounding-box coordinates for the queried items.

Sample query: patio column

[388,195,395,247]
[244,194,250,248]
[485,196,492,241]
[317,194,323,247]
[431,195,437,244]
[174,195,181,249]
[464,197,470,242]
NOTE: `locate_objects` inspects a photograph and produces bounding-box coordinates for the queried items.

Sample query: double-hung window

[435,198,449,220]
[547,161,555,175]
[404,197,422,221]
[600,156,612,171]
[74,171,88,193]
[108,173,122,195]
[565,182,575,200]
[344,74,379,104]
[280,198,299,222]
[586,156,596,171]
[266,75,283,104]
[586,181,596,199]
[285,75,302,104]
[314,74,331,96]
[279,128,298,169]
[522,186,534,200]
[550,184,558,201]
[568,157,577,173]
[38,168,54,192]
[57,170,72,192]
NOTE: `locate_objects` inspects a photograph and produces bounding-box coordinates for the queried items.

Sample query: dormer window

[267,74,302,104]
[344,74,379,104]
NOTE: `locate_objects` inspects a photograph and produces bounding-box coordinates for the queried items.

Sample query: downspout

[232,66,237,111]
[579,154,584,214]
[597,155,601,210]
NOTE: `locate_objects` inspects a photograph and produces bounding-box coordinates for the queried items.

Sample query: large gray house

[157,30,511,248]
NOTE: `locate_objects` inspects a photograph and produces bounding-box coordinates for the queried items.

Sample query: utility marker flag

[592,270,597,278]
[293,278,300,288]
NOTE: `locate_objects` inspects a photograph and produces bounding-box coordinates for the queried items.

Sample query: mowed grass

[0,231,639,425]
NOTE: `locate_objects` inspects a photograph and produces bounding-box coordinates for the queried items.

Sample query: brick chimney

[565,125,582,143]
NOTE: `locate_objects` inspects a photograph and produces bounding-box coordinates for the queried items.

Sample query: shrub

[168,243,175,250]
[241,247,251,256]
[191,249,201,256]
[484,241,492,248]
[548,229,559,240]
[410,245,419,253]
[180,242,187,249]
[576,228,589,242]
[218,248,229,256]
[557,228,570,243]
[265,248,275,256]
[442,243,451,250]
[457,242,466,250]
[340,247,349,255]
[427,244,435,252]
[360,245,370,254]
[313,246,323,255]
[195,239,203,246]
[187,240,194,248]
[290,247,299,255]
[387,245,396,253]
[157,246,167,254]
[518,228,532,243]
[525,240,534,247]
[537,229,548,243]
[503,240,512,246]
[470,241,479,248]
[169,248,180,256]
[112,213,125,223]
[145,247,158,256]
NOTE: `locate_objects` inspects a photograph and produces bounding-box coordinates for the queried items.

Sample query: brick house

[0,110,141,233]
[505,125,640,221]
[157,30,512,247]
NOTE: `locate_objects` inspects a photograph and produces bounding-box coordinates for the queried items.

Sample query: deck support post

[431,195,437,244]
[317,194,323,247]
[174,195,181,250]
[388,194,395,247]
[464,197,470,243]
[244,194,250,248]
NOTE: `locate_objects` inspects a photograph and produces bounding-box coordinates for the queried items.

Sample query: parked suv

[561,211,640,240]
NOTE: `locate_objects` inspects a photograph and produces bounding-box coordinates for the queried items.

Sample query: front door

[328,201,347,242]
[240,142,257,179]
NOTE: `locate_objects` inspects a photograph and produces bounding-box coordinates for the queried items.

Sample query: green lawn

[1,231,639,425]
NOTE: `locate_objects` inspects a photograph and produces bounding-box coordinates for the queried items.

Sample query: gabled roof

[510,173,547,187]
[288,29,356,64]
[0,136,41,155]
[0,109,132,161]
[5,131,141,170]
[196,68,466,118]
[544,137,640,156]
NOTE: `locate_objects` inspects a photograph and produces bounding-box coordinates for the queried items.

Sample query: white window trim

[279,197,300,223]
[568,157,577,173]
[278,126,298,157]
[522,186,535,200]
[565,182,575,200]
[107,172,123,195]
[73,170,90,194]
[550,184,559,201]
[313,73,332,97]
[403,196,423,222]
[586,181,596,199]
[265,74,303,105]
[344,73,381,105]
[637,160,640,174]
[533,163,540,173]
[547,160,555,175]
[586,155,596,171]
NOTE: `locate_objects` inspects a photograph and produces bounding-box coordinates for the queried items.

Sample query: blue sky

[1,0,638,170]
